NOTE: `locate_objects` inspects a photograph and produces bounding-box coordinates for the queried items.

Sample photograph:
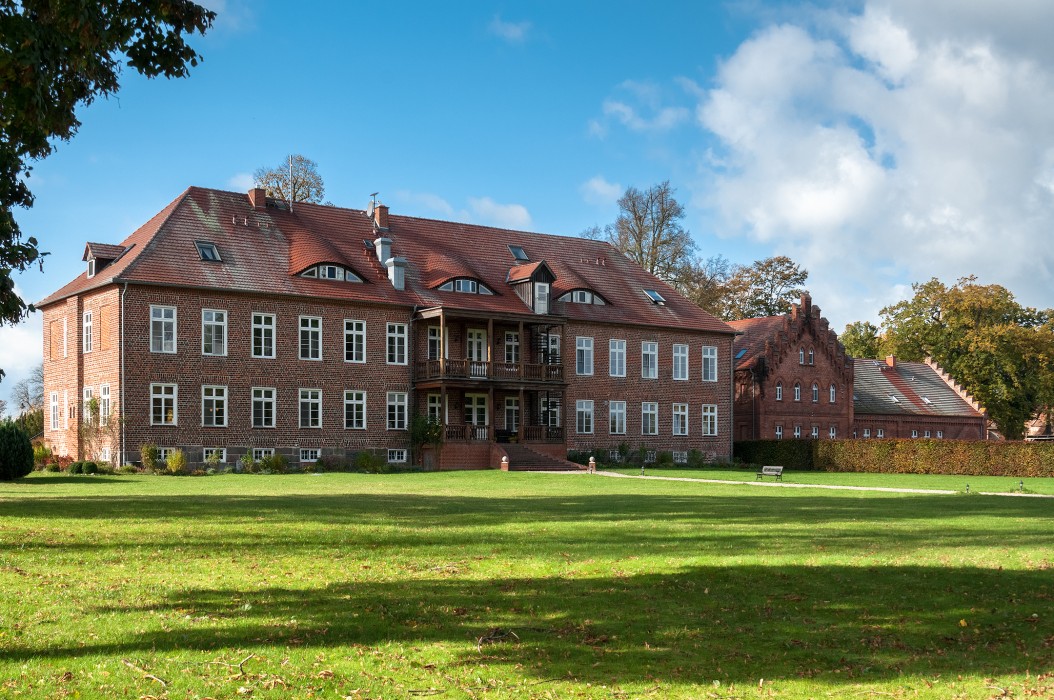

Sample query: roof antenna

[288,155,294,213]
[367,192,379,220]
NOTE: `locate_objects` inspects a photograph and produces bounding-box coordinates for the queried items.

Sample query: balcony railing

[443,424,564,443]
[416,359,564,382]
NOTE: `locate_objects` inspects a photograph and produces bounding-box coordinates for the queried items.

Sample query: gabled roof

[853,358,984,418]
[83,242,126,262]
[727,316,787,370]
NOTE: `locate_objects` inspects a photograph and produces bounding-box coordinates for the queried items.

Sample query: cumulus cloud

[696,3,1054,323]
[468,197,532,229]
[227,172,255,191]
[580,176,623,206]
[0,298,43,411]
[396,191,456,218]
[592,79,691,137]
[489,15,531,44]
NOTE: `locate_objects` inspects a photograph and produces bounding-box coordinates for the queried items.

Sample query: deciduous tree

[840,321,882,359]
[253,154,327,204]
[720,255,808,320]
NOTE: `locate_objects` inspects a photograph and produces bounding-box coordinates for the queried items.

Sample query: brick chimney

[374,203,390,230]
[248,187,267,210]
[885,355,897,368]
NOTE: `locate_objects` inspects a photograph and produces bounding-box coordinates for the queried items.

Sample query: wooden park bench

[756,465,784,481]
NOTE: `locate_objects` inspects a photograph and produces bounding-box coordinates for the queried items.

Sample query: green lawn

[1,471,1052,699]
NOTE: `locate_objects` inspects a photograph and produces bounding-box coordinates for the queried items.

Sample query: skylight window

[921,397,932,404]
[735,348,747,360]
[644,289,666,305]
[196,241,221,262]
[509,245,529,262]
[889,395,900,403]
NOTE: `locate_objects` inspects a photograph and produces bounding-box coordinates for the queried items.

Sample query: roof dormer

[82,242,127,278]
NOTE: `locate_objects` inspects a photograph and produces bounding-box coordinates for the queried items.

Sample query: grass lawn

[1,471,1052,699]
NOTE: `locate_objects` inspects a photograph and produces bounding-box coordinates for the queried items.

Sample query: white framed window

[150,383,177,425]
[203,447,226,463]
[673,344,688,381]
[388,449,408,463]
[99,447,111,462]
[426,326,443,361]
[775,382,783,401]
[609,339,626,377]
[202,385,227,427]
[641,341,658,379]
[808,348,815,365]
[702,404,717,436]
[505,397,520,431]
[641,402,658,435]
[82,311,93,353]
[794,383,801,402]
[252,448,274,461]
[505,332,520,364]
[609,400,626,434]
[924,430,931,438]
[775,425,783,440]
[673,451,688,464]
[344,390,366,430]
[300,448,320,463]
[82,387,94,426]
[830,384,836,403]
[202,309,227,356]
[937,431,943,439]
[387,392,408,430]
[576,337,594,375]
[299,316,321,360]
[345,320,366,363]
[540,396,561,427]
[299,388,321,428]
[157,447,173,463]
[863,428,871,438]
[576,400,594,434]
[428,394,443,423]
[252,313,275,358]
[49,392,59,430]
[877,428,885,438]
[672,403,688,435]
[911,429,919,438]
[252,387,275,428]
[387,323,407,365]
[150,305,176,353]
[812,383,819,403]
[702,346,717,382]
[799,347,805,364]
[534,282,550,314]
[830,426,837,439]
[811,425,819,439]
[196,241,221,262]
[794,425,801,439]
[99,384,110,427]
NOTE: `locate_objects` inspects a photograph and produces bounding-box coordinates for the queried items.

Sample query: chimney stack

[374,203,390,230]
[374,236,392,265]
[248,187,267,210]
[885,355,897,369]
[385,257,407,291]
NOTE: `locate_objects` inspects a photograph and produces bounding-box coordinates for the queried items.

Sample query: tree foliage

[719,256,809,320]
[253,154,327,204]
[0,421,33,480]
[840,321,882,359]
[9,362,43,411]
[0,0,215,376]
[879,277,1054,440]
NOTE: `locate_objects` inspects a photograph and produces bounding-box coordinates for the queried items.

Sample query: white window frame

[299,316,322,361]
[505,396,520,432]
[877,428,885,438]
[252,313,275,359]
[82,387,94,426]
[82,311,93,353]
[775,425,783,440]
[50,391,59,430]
[672,403,688,435]
[673,344,688,381]
[937,431,943,439]
[811,425,819,439]
[203,447,226,463]
[150,383,178,425]
[150,305,176,354]
[202,385,227,427]
[863,428,871,438]
[609,400,626,435]
[540,396,561,427]
[252,387,275,428]
[504,331,520,364]
[345,319,366,363]
[299,388,322,429]
[576,337,594,376]
[387,391,408,430]
[534,282,550,314]
[775,382,783,401]
[641,402,658,435]
[794,425,801,438]
[300,448,321,463]
[344,390,366,430]
[812,383,819,403]
[830,426,837,439]
[252,448,275,461]
[702,404,718,436]
[387,323,407,365]
[830,384,836,403]
[702,346,718,382]
[609,339,626,377]
[641,341,658,379]
[99,384,110,427]
[799,347,805,364]
[911,429,919,438]
[794,383,801,402]
[576,399,594,434]
[202,309,227,356]
[427,394,443,423]
[388,449,408,464]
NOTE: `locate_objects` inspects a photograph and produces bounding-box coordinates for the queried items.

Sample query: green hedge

[734,439,1054,477]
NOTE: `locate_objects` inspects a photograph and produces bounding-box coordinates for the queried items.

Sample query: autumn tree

[253,154,327,204]
[720,255,808,320]
[840,321,882,359]
[880,277,1054,439]
[9,362,44,436]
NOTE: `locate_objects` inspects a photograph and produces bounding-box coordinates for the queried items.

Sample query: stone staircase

[501,444,584,472]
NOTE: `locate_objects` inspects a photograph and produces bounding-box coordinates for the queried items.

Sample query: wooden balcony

[416,359,564,382]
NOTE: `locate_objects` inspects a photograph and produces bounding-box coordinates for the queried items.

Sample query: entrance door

[467,329,487,377]
[465,394,488,440]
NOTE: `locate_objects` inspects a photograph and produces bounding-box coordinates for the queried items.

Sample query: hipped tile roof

[853,359,984,418]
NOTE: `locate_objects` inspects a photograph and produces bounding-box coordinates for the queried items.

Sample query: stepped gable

[853,356,985,418]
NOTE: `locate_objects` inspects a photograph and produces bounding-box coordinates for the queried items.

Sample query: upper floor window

[86,258,96,278]
[558,289,606,305]
[811,382,819,403]
[196,241,221,262]
[202,385,227,427]
[641,342,658,379]
[609,339,626,377]
[808,348,815,365]
[345,320,366,363]
[576,337,594,376]
[150,306,176,354]
[775,382,783,401]
[504,332,519,364]
[673,344,688,381]
[82,311,93,353]
[799,347,805,364]
[438,278,494,295]
[702,346,718,382]
[829,384,836,403]
[794,382,801,402]
[299,316,321,360]
[301,264,363,282]
[150,383,177,425]
[387,323,407,365]
[202,309,227,356]
[534,282,550,314]
[252,313,275,358]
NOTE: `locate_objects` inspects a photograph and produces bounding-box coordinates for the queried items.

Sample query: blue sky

[5,0,1054,411]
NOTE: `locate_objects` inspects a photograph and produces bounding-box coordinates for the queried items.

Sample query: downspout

[750,367,756,441]
[120,282,128,465]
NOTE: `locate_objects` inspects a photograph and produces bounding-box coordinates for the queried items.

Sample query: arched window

[793,382,801,402]
[775,382,783,401]
[829,384,836,403]
[812,383,819,402]
[808,348,815,365]
[799,347,805,364]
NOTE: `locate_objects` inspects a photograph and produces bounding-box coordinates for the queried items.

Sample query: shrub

[0,422,34,480]
[82,461,99,475]
[165,449,187,475]
[140,444,160,472]
[734,440,815,470]
[69,461,84,474]
[354,450,389,473]
[33,443,52,469]
[117,463,138,474]
[204,450,223,470]
[237,453,257,474]
[259,453,289,474]
[45,463,61,473]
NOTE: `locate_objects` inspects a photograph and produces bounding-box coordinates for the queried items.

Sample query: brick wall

[852,415,986,440]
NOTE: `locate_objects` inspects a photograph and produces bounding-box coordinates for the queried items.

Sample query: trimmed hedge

[735,439,1054,477]
[0,422,33,480]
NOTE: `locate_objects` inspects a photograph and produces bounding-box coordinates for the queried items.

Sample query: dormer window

[558,289,607,305]
[301,265,363,283]
[644,289,665,305]
[438,278,495,295]
[509,245,529,262]
[196,241,221,262]
[86,259,96,278]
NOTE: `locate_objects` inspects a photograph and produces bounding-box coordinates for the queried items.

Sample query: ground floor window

[876,429,885,438]
[673,451,688,464]
[203,447,226,463]
[775,425,783,440]
[701,405,718,436]
[344,390,366,430]
[299,389,321,428]
[253,448,274,461]
[576,400,594,434]
[388,392,408,430]
[641,402,658,435]
[609,400,626,435]
[151,384,177,425]
[157,447,173,463]
[829,426,837,439]
[300,448,320,463]
[672,403,688,435]
[388,449,407,463]
[505,397,519,432]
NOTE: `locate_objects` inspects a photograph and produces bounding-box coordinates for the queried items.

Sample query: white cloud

[489,15,531,44]
[396,191,456,218]
[227,172,255,191]
[468,197,532,229]
[580,176,623,206]
[206,0,256,34]
[695,4,1054,325]
[592,79,692,135]
[0,299,43,413]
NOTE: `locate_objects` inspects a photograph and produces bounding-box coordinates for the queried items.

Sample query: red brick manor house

[39,187,735,470]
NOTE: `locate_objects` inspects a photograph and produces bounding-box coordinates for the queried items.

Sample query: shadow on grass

[8,564,1052,687]
[11,475,135,485]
